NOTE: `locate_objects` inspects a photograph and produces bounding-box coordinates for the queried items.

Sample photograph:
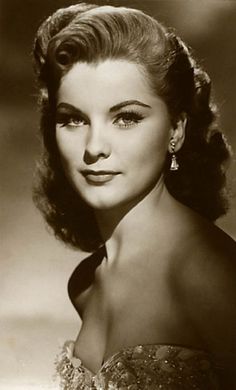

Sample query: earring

[170,139,179,171]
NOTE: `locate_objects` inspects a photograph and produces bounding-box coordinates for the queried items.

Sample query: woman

[33,2,236,389]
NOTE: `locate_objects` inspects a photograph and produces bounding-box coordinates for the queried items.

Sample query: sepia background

[1,0,236,388]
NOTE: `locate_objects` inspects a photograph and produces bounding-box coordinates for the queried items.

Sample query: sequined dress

[55,340,220,389]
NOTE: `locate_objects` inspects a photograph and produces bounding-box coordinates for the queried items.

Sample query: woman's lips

[81,170,120,184]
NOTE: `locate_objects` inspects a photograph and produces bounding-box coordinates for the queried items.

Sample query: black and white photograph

[1,1,236,389]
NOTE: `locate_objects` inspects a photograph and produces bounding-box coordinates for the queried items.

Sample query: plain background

[1,1,236,388]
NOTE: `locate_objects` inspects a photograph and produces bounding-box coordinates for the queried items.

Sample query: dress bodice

[55,340,220,389]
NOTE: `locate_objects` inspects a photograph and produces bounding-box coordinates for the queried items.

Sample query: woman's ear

[168,114,187,152]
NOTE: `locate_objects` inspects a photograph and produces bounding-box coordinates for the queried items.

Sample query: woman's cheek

[56,130,76,164]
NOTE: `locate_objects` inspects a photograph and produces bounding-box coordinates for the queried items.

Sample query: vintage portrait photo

[1,1,236,389]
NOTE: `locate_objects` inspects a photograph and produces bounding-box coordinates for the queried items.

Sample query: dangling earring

[169,138,179,171]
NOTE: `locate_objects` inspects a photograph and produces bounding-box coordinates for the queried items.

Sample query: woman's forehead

[57,59,158,107]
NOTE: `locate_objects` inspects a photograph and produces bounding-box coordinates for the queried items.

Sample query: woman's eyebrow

[56,102,85,116]
[109,100,151,112]
[56,100,151,115]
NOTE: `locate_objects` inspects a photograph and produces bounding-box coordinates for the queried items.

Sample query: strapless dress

[55,340,221,389]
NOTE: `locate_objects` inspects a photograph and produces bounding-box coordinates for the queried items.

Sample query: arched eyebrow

[109,100,151,112]
[56,102,85,115]
[56,100,151,116]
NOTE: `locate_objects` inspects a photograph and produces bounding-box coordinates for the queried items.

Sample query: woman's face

[55,59,173,210]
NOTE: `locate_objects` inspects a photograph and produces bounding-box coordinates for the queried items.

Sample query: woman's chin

[83,197,124,211]
[78,190,134,211]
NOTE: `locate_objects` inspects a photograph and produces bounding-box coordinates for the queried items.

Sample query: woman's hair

[33,2,231,252]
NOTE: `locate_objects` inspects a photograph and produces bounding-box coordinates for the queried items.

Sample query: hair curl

[33,3,231,251]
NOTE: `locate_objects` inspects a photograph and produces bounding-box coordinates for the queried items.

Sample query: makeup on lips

[81,169,121,185]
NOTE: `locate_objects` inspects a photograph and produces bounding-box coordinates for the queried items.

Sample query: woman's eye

[56,114,87,128]
[114,112,144,128]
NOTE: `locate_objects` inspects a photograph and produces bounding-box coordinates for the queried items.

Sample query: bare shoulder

[175,215,236,370]
[179,217,236,293]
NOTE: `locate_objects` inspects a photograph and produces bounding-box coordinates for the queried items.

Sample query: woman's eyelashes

[114,110,145,128]
[55,109,145,129]
[56,112,87,128]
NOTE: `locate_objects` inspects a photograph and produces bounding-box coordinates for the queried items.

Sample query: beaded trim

[55,341,219,390]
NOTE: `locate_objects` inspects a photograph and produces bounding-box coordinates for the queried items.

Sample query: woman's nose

[84,125,111,163]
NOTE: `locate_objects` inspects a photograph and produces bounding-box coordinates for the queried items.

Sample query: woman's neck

[95,179,180,264]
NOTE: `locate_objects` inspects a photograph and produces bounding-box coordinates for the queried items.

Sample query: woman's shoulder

[178,219,236,311]
[196,222,235,263]
[173,201,236,265]
[174,213,236,370]
[176,210,236,314]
